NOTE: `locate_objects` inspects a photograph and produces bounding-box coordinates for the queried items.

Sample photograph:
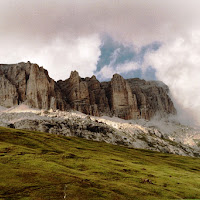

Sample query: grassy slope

[0,127,200,200]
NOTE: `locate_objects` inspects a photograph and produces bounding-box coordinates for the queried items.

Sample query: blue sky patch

[95,34,161,81]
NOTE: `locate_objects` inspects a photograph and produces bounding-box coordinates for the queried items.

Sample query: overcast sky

[0,0,200,126]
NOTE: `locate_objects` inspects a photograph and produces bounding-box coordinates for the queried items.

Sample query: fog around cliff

[144,36,200,127]
[0,0,200,126]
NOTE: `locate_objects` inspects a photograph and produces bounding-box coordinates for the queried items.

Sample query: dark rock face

[126,79,176,119]
[0,62,176,120]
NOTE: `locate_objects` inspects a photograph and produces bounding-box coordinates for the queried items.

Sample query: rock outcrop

[0,74,18,107]
[0,62,176,120]
[0,111,198,157]
[57,71,110,117]
[110,74,140,119]
[127,79,176,119]
[0,62,66,110]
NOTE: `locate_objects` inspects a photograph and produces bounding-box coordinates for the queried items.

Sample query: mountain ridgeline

[0,62,176,120]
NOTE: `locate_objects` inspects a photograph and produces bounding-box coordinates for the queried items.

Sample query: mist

[144,33,200,127]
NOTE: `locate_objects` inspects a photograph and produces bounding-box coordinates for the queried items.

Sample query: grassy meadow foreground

[0,127,200,200]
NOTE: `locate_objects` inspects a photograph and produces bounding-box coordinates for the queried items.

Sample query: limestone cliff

[127,78,176,119]
[57,71,109,116]
[110,74,140,119]
[0,62,176,120]
[0,62,65,110]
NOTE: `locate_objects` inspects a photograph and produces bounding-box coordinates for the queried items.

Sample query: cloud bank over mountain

[0,0,200,126]
[144,34,200,126]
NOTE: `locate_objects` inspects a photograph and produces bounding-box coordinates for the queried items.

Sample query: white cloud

[96,46,140,80]
[96,61,140,80]
[34,34,101,80]
[96,65,116,80]
[144,31,200,126]
[116,62,140,74]
[0,34,101,80]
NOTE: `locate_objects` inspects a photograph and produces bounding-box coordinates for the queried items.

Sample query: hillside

[0,127,200,200]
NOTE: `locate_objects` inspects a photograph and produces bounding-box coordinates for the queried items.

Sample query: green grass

[0,126,200,200]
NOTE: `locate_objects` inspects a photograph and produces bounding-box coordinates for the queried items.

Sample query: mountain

[0,62,176,120]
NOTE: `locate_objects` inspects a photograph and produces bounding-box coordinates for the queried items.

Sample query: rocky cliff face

[0,62,176,120]
[127,79,176,119]
[110,74,140,119]
[57,71,110,117]
[0,62,66,110]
